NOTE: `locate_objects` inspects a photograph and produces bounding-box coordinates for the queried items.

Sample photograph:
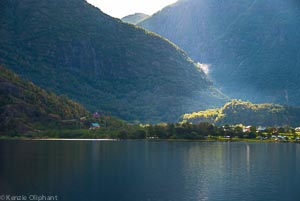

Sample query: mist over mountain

[0,0,226,123]
[121,13,149,25]
[139,0,300,106]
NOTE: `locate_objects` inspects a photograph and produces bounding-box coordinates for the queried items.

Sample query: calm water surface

[1,140,300,201]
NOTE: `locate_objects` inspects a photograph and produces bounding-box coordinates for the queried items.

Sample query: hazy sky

[87,0,177,18]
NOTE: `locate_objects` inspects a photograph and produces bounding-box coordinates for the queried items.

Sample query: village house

[295,127,300,132]
[89,123,101,130]
[243,126,252,133]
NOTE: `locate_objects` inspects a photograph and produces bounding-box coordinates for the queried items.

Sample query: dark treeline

[143,123,255,140]
[146,122,217,140]
[115,122,297,140]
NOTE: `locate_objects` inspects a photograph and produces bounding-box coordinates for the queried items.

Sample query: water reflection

[246,145,250,174]
[0,141,300,201]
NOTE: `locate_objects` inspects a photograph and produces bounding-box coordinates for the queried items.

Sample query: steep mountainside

[139,0,300,105]
[0,0,226,123]
[0,65,89,135]
[121,13,149,25]
[183,100,300,127]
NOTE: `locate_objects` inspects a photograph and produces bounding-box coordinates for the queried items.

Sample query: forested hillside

[0,0,226,123]
[0,65,88,135]
[183,100,300,127]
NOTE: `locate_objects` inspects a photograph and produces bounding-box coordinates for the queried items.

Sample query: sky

[86,0,178,18]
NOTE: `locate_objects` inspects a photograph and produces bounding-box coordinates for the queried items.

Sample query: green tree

[117,130,128,139]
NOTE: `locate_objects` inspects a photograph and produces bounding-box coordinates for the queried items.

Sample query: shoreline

[0,136,299,143]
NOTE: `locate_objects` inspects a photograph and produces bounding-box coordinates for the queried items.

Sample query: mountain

[182,100,300,127]
[0,0,226,123]
[139,0,300,106]
[0,65,89,135]
[121,13,149,25]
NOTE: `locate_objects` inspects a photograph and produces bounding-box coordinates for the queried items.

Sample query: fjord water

[1,141,300,201]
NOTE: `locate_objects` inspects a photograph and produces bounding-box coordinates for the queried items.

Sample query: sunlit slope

[139,0,300,105]
[0,65,89,135]
[0,0,226,123]
[183,100,300,127]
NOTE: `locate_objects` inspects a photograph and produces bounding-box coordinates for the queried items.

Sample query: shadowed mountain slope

[139,0,300,105]
[0,0,226,123]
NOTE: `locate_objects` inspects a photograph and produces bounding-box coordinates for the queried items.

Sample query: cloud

[196,63,210,75]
